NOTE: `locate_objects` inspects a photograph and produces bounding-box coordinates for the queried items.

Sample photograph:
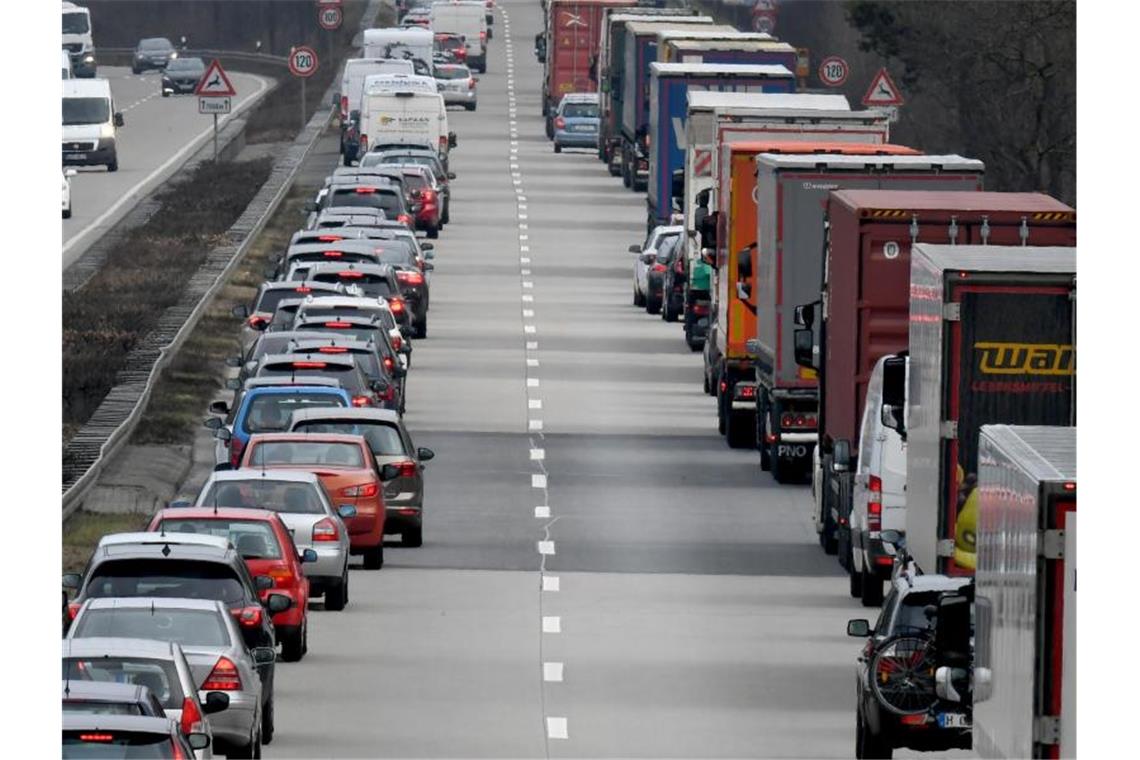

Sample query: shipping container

[974,425,1076,760]
[752,153,984,480]
[807,191,1075,574]
[647,63,795,229]
[905,245,1076,577]
[662,36,796,71]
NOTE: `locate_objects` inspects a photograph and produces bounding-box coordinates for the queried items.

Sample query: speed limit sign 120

[818,56,849,87]
[289,45,319,78]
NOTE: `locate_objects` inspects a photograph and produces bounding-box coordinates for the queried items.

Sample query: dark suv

[847,571,973,759]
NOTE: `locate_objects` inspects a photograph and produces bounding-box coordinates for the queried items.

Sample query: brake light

[338,271,364,279]
[68,601,81,620]
[79,734,114,742]
[318,235,343,242]
[323,250,343,258]
[736,385,756,400]
[236,605,262,628]
[383,356,395,373]
[268,566,294,586]
[313,517,340,541]
[201,656,243,691]
[652,263,666,272]
[340,95,348,117]
[355,187,377,194]
[421,189,437,203]
[468,78,476,89]
[389,297,406,314]
[359,135,368,153]
[554,116,565,129]
[397,270,424,285]
[230,438,245,468]
[480,31,486,43]
[780,414,818,429]
[247,315,267,329]
[691,303,709,315]
[868,475,883,531]
[392,460,418,478]
[292,361,327,368]
[294,286,312,293]
[325,321,352,328]
[352,395,372,407]
[397,214,412,226]
[342,482,379,497]
[180,696,202,736]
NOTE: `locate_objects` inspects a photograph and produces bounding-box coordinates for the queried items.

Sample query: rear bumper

[200,690,258,749]
[299,544,346,581]
[63,140,115,166]
[442,90,477,105]
[384,506,422,532]
[554,130,599,147]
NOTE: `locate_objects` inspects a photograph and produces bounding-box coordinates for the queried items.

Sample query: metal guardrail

[62,0,386,519]
[96,47,290,68]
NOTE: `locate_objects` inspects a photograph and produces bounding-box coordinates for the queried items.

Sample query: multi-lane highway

[63,65,270,267]
[259,3,908,756]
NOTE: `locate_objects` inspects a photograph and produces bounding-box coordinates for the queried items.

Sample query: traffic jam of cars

[60,0,1076,758]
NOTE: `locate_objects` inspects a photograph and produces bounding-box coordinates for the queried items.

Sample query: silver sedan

[191,469,354,610]
[67,597,274,758]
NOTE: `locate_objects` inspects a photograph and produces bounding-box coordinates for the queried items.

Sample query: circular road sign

[289,45,319,78]
[818,56,850,87]
[318,5,343,31]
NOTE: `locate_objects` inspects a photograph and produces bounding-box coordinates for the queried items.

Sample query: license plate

[936,713,971,729]
[573,125,595,132]
[70,153,88,160]
[778,444,808,458]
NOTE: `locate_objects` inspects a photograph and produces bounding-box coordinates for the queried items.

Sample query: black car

[645,234,680,316]
[162,57,206,96]
[132,37,176,74]
[848,570,973,759]
[659,238,686,323]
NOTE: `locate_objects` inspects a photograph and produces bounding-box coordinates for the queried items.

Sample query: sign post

[861,67,905,107]
[289,45,320,128]
[194,59,238,161]
[317,0,343,69]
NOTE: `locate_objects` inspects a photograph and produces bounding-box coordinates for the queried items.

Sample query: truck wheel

[727,410,756,449]
[553,141,561,153]
[837,526,851,571]
[608,159,621,177]
[861,568,885,607]
[362,544,384,570]
[633,284,645,307]
[545,118,554,140]
[716,388,727,435]
[849,549,864,598]
[856,712,893,759]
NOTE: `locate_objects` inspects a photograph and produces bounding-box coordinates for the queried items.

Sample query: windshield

[312,272,394,297]
[84,559,247,605]
[201,479,326,514]
[156,519,283,560]
[327,189,403,215]
[62,701,146,716]
[562,103,599,119]
[292,421,408,457]
[62,733,174,759]
[63,97,110,126]
[72,607,231,649]
[362,153,441,177]
[62,12,90,35]
[62,658,185,710]
[166,58,205,73]
[139,39,172,51]
[248,441,366,468]
[241,391,347,433]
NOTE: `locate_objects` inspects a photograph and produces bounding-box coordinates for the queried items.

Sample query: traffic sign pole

[213,114,219,160]
[288,45,319,129]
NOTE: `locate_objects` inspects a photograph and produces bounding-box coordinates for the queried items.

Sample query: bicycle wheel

[869,633,939,715]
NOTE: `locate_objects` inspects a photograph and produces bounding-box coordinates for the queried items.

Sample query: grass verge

[63,511,153,574]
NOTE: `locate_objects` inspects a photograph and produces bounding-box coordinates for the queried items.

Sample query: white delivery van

[63,78,123,171]
[430,1,488,72]
[62,2,96,77]
[848,352,908,607]
[363,28,434,76]
[359,88,453,165]
[61,50,72,79]
[339,58,416,120]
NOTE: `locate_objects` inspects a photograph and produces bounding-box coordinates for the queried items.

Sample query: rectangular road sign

[199,96,232,115]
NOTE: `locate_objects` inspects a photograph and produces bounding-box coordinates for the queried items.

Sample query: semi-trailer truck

[747,154,985,481]
[797,191,1076,588]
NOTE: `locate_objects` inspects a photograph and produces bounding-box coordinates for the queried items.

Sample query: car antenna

[214,478,220,516]
[64,644,72,697]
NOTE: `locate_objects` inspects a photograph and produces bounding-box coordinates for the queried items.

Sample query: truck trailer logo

[561,12,586,28]
[974,342,1074,376]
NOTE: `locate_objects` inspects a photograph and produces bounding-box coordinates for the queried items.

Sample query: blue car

[553,93,600,153]
[206,384,351,469]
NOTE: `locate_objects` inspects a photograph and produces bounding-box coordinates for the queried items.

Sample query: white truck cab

[62,2,96,78]
[61,50,73,79]
[63,78,122,172]
[430,1,489,73]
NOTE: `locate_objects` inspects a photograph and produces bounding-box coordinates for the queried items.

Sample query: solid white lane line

[543,662,564,682]
[534,505,551,518]
[537,540,555,555]
[532,474,547,489]
[542,616,561,634]
[546,717,568,739]
[542,575,560,592]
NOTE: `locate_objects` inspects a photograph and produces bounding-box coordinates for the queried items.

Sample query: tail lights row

[867,475,883,532]
[342,482,378,498]
[313,517,340,542]
[779,413,817,430]
[201,656,243,691]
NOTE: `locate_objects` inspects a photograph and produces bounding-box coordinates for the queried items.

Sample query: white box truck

[431,1,489,72]
[363,27,434,76]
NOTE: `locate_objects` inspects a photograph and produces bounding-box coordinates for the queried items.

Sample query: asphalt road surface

[62,65,270,268]
[257,3,968,757]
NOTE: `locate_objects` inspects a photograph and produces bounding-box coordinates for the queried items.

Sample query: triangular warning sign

[195,60,237,97]
[862,67,904,107]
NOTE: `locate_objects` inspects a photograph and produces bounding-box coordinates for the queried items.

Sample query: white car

[62,168,76,218]
[434,63,478,110]
[629,225,682,307]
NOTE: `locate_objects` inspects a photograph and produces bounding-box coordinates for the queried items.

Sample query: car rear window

[202,479,326,515]
[312,271,395,297]
[63,657,184,710]
[374,248,418,267]
[62,700,146,716]
[63,731,175,759]
[254,286,329,315]
[85,559,247,605]
[436,66,469,79]
[297,324,381,342]
[241,392,347,433]
[292,421,407,457]
[73,607,230,649]
[328,188,402,215]
[562,102,598,119]
[156,519,283,560]
[248,441,365,468]
[256,364,362,393]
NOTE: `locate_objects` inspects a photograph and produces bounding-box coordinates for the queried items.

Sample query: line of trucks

[534,2,1077,757]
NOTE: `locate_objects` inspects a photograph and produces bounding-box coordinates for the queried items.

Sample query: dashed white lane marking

[523,309,535,317]
[524,325,537,335]
[519,203,527,210]
[537,540,555,555]
[526,341,538,350]
[520,244,530,251]
[529,419,544,431]
[527,358,539,367]
[520,257,531,264]
[542,616,562,634]
[522,294,534,302]
[534,505,551,518]
[521,268,531,275]
[519,214,528,220]
[527,377,540,387]
[532,473,547,489]
[543,575,560,592]
[519,195,528,202]
[546,717,569,739]
[523,281,534,289]
[530,448,546,461]
[543,662,564,682]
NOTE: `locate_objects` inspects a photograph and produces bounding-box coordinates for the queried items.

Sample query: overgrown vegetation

[63,511,152,574]
[63,157,273,432]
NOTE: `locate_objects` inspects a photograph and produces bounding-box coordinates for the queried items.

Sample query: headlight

[170,52,178,59]
[100,123,115,138]
[83,55,95,63]
[136,52,145,58]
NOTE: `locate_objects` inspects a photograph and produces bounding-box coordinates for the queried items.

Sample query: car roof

[289,407,402,425]
[247,432,371,446]
[287,339,376,354]
[258,352,359,369]
[138,37,173,45]
[286,240,386,255]
[96,532,230,551]
[62,713,175,734]
[82,597,228,613]
[294,314,383,327]
[210,468,322,484]
[64,78,112,98]
[299,294,389,308]
[304,261,395,277]
[63,637,180,659]
[62,679,151,703]
[262,280,343,292]
[902,574,972,593]
[241,378,345,391]
[560,92,599,103]
[154,506,280,523]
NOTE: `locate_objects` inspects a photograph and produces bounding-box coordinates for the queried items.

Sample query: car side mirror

[421,242,435,251]
[62,573,82,590]
[254,575,274,591]
[379,463,402,481]
[168,499,191,509]
[337,504,358,519]
[66,168,78,178]
[266,593,292,614]
[203,416,223,430]
[303,200,318,213]
[448,131,458,148]
[224,355,243,368]
[225,378,241,390]
[628,244,642,254]
[424,250,436,260]
[370,379,389,393]
[113,112,124,127]
[846,619,871,637]
[794,303,815,329]
[793,328,816,370]
[202,691,230,715]
[231,305,249,319]
[208,401,229,416]
[301,548,318,564]
[214,428,232,442]
[188,733,211,751]
[417,447,435,462]
[447,172,456,180]
[423,262,434,271]
[881,403,905,437]
[882,354,907,408]
[252,646,277,665]
[832,439,851,473]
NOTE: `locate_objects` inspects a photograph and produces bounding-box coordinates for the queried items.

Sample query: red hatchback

[146,507,313,662]
[240,433,391,569]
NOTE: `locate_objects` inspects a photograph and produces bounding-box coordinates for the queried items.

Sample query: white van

[62,2,96,77]
[339,58,416,120]
[363,28,434,76]
[61,50,72,79]
[848,352,908,606]
[63,78,123,172]
[359,88,452,164]
[430,1,488,72]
